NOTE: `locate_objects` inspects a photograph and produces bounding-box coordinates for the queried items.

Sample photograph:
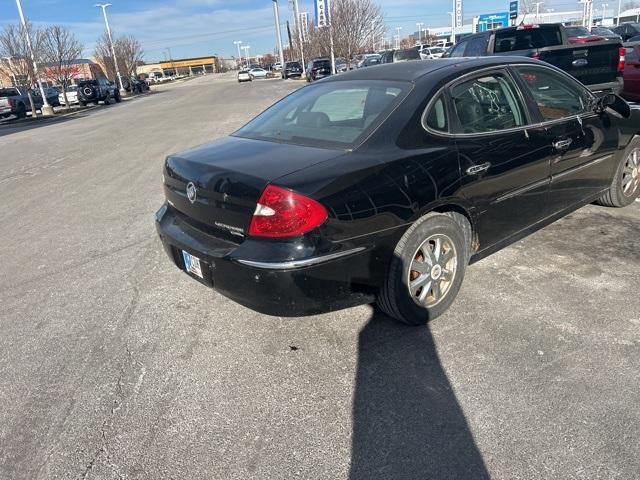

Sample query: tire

[79,101,87,107]
[596,136,640,207]
[114,91,122,103]
[377,212,472,326]
[16,104,26,119]
[103,95,111,105]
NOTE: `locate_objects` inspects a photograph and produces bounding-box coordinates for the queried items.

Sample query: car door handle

[466,163,491,175]
[552,139,573,150]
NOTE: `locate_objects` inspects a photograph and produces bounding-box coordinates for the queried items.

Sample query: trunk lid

[164,136,343,240]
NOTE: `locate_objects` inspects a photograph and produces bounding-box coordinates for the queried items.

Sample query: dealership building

[136,56,220,78]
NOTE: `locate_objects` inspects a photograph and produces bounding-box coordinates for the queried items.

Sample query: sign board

[455,0,463,28]
[477,12,510,31]
[509,1,519,20]
[314,0,331,28]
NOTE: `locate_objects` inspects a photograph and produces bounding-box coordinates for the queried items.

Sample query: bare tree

[0,23,45,116]
[94,31,144,86]
[288,0,384,67]
[329,0,385,61]
[116,35,144,77]
[40,25,83,111]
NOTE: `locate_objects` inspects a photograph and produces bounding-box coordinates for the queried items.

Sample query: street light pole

[272,1,285,71]
[293,0,306,75]
[233,41,243,69]
[395,26,402,49]
[617,0,622,24]
[533,2,544,21]
[96,4,126,95]
[14,0,53,116]
[241,45,250,68]
[448,12,455,44]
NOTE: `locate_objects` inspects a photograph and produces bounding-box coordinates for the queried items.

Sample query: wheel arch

[416,200,479,253]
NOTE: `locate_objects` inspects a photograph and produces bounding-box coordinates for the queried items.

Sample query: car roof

[323,56,541,83]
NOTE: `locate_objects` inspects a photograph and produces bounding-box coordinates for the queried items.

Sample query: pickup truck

[446,24,624,94]
[0,87,43,119]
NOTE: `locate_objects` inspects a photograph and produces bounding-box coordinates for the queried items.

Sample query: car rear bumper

[155,203,380,316]
[587,76,624,95]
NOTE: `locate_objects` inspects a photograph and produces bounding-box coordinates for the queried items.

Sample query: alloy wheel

[622,148,640,197]
[407,234,458,308]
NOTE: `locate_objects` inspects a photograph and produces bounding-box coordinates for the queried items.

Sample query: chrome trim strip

[495,178,551,203]
[236,247,367,270]
[552,154,613,180]
[422,62,598,138]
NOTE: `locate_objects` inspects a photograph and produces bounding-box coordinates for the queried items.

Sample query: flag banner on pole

[456,0,463,28]
[315,0,331,27]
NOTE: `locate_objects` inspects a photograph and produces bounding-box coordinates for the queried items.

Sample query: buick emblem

[186,182,197,204]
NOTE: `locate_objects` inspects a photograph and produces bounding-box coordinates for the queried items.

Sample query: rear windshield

[394,49,421,61]
[78,81,97,86]
[494,27,563,52]
[313,60,331,68]
[0,88,19,96]
[566,27,591,36]
[287,62,301,68]
[234,80,411,149]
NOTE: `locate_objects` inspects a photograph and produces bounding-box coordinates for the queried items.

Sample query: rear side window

[450,72,527,134]
[449,41,468,58]
[465,36,489,56]
[235,80,410,149]
[425,94,448,132]
[394,49,420,62]
[494,27,562,52]
[515,66,590,121]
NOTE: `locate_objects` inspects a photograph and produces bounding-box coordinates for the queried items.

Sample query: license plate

[182,250,203,278]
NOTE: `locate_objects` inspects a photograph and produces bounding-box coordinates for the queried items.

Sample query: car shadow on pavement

[349,312,489,480]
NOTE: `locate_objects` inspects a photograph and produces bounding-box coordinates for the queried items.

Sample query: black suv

[306,58,332,82]
[282,61,302,79]
[77,78,121,106]
[612,22,640,41]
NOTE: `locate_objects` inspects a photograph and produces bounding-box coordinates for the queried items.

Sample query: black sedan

[156,57,639,325]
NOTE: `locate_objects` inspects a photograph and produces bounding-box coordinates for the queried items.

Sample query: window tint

[450,73,526,134]
[425,94,448,132]
[394,49,420,62]
[494,27,562,52]
[465,36,488,56]
[449,41,468,58]
[235,80,410,149]
[515,66,590,121]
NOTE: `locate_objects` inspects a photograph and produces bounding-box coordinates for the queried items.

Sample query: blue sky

[0,0,583,61]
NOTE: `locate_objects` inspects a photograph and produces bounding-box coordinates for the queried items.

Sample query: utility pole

[293,0,306,75]
[416,22,424,45]
[14,0,53,116]
[272,1,285,71]
[601,3,608,24]
[96,3,126,95]
[233,41,243,69]
[395,26,402,49]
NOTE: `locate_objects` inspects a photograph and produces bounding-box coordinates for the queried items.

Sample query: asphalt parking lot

[1,73,639,480]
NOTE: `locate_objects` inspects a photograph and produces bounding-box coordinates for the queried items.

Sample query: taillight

[249,185,328,238]
[618,47,626,72]
[7,98,13,107]
[531,52,541,60]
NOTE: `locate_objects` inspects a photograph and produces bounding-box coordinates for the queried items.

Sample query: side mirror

[594,93,631,118]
